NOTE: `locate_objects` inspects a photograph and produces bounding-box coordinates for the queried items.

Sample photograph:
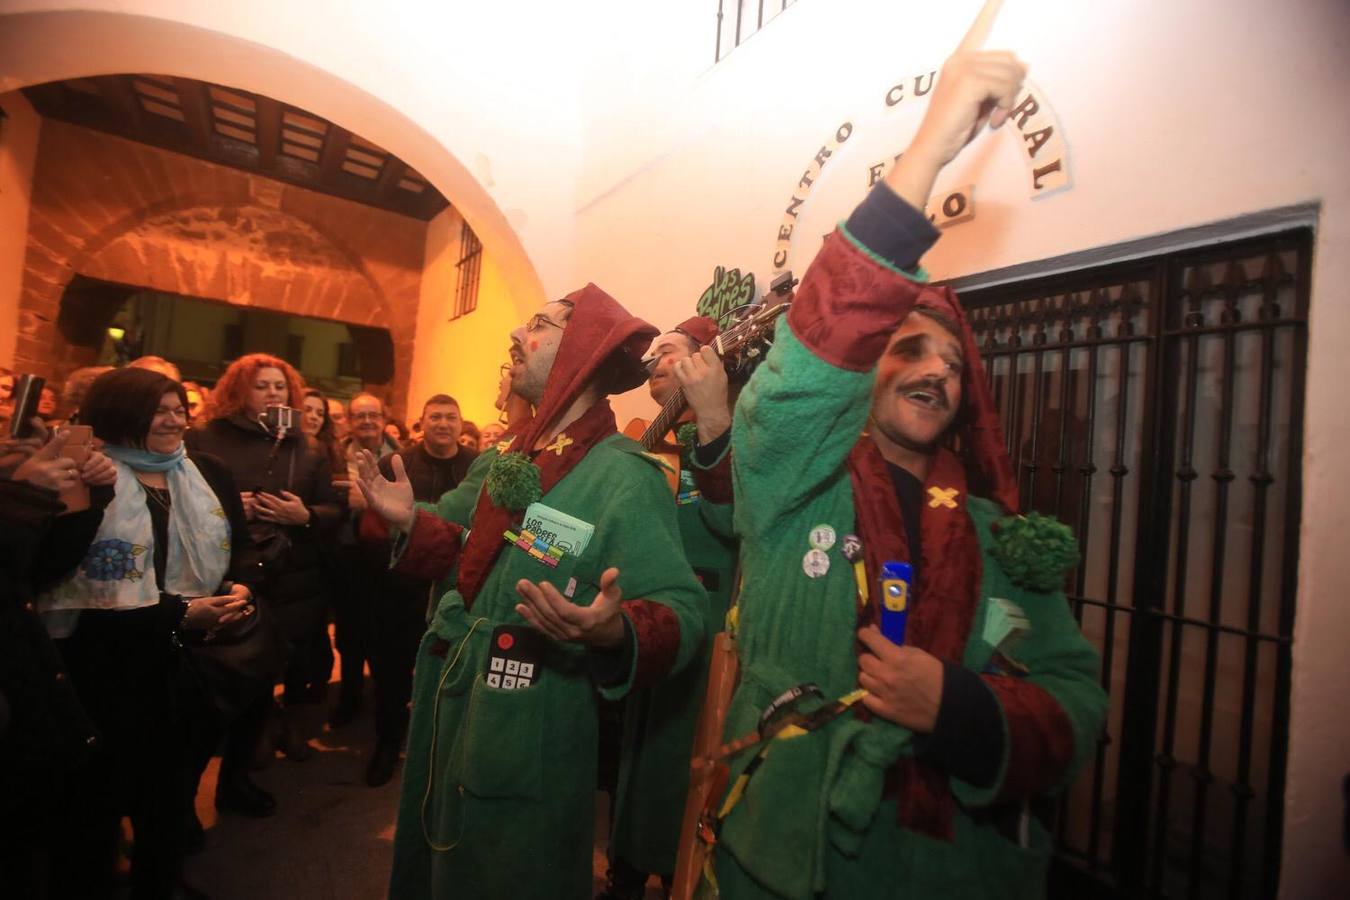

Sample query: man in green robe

[604,316,739,898]
[355,286,708,900]
[703,45,1108,899]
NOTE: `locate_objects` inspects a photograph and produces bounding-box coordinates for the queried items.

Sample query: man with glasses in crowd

[331,394,402,728]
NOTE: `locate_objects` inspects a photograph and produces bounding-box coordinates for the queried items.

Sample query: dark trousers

[368,578,431,744]
[1,794,59,900]
[331,549,376,706]
[51,609,190,900]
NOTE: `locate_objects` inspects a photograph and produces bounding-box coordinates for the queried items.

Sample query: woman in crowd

[457,419,480,450]
[477,421,506,451]
[383,417,409,447]
[35,368,258,898]
[301,389,347,481]
[52,364,114,426]
[189,354,340,780]
[298,387,349,703]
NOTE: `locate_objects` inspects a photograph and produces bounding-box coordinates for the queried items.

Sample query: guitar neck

[641,389,688,450]
[638,296,789,451]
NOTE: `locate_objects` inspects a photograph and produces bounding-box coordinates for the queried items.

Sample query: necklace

[141,482,172,514]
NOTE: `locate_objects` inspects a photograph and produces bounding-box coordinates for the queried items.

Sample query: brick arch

[73,201,392,328]
[14,121,426,410]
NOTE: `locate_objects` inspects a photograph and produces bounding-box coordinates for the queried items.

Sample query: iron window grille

[453,219,483,320]
[714,0,798,63]
[956,228,1309,900]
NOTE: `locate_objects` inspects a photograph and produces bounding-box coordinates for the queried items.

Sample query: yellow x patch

[545,434,574,456]
[927,486,959,509]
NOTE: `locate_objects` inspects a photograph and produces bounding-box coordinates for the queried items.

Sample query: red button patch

[497,632,515,650]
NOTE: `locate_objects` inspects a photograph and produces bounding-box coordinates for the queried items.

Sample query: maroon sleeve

[621,598,682,689]
[786,228,933,372]
[357,507,391,545]
[691,449,734,505]
[982,675,1078,802]
[390,508,464,581]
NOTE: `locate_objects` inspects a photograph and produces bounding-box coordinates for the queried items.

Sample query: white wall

[0,90,41,369]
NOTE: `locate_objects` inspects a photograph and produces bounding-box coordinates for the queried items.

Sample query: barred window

[715,0,798,63]
[453,219,482,319]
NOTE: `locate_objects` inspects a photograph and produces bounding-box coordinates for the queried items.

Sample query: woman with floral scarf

[38,367,259,900]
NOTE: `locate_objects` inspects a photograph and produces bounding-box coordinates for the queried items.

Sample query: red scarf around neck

[452,283,656,608]
[847,439,982,841]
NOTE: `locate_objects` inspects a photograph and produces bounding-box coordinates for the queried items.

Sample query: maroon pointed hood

[509,283,658,451]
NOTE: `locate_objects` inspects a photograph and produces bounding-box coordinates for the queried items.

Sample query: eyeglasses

[525,313,567,333]
[524,300,574,334]
[351,411,385,422]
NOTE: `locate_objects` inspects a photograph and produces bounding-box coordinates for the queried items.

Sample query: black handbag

[180,588,289,722]
[249,438,298,587]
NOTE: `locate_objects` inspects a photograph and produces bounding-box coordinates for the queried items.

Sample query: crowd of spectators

[0,351,507,899]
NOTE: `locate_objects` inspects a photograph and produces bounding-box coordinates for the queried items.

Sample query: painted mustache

[895,375,951,410]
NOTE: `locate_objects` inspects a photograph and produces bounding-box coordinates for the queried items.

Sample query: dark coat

[0,480,105,816]
[379,442,479,507]
[187,416,341,638]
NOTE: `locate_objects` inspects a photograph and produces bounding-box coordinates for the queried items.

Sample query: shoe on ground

[214,774,277,817]
[279,716,313,762]
[327,697,362,730]
[365,740,401,787]
[183,808,206,855]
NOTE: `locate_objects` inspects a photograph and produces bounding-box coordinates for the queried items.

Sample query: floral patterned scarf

[39,449,231,637]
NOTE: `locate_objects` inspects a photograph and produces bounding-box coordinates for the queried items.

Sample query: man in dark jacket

[330,393,402,726]
[361,393,477,786]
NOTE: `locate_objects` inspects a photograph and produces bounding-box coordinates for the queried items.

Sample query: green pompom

[676,422,699,449]
[486,451,541,510]
[991,512,1080,593]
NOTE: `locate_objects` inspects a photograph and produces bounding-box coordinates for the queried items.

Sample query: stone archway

[0,8,548,308]
[15,120,424,407]
[78,205,391,328]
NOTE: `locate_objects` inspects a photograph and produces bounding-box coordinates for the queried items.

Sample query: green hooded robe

[387,436,708,900]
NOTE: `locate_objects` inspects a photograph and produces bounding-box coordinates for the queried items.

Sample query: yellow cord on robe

[422,617,489,852]
[853,559,869,610]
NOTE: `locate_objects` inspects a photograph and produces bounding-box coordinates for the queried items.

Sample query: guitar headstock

[714,271,796,378]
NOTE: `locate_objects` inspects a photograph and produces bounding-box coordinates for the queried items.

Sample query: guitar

[624,273,797,492]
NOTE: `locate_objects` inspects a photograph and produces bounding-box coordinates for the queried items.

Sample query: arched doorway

[0,7,545,418]
[0,8,546,309]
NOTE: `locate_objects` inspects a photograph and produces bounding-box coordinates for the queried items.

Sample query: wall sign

[696,265,757,323]
[771,71,1072,274]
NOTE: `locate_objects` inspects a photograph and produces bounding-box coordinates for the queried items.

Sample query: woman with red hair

[187,353,341,817]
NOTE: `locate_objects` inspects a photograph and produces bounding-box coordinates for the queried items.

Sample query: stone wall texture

[14,120,426,413]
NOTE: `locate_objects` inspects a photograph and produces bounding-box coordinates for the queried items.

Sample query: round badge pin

[808,524,837,551]
[802,548,831,579]
[841,533,863,562]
